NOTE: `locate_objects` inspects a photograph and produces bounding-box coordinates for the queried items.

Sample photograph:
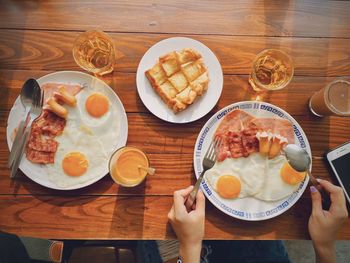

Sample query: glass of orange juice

[109,146,154,187]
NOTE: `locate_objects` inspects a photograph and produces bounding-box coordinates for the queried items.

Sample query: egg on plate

[253,155,305,201]
[205,153,306,201]
[205,153,266,199]
[46,124,108,188]
[46,85,120,188]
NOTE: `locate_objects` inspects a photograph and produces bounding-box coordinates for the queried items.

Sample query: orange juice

[109,147,149,187]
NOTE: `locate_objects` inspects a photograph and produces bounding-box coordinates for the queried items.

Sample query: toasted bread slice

[168,72,188,92]
[176,86,197,105]
[159,52,180,77]
[169,98,187,113]
[175,48,202,64]
[145,48,210,113]
[156,81,177,102]
[145,63,167,86]
[190,71,209,95]
[181,59,206,82]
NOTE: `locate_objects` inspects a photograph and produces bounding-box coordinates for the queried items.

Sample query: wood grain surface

[0,0,349,240]
[1,195,350,240]
[1,30,350,76]
[1,0,350,38]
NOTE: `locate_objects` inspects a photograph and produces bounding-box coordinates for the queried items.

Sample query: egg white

[205,153,266,198]
[46,125,108,188]
[253,155,300,201]
[205,153,302,201]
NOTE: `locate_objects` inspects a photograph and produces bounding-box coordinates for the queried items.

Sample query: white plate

[136,37,223,123]
[194,101,311,221]
[7,71,128,190]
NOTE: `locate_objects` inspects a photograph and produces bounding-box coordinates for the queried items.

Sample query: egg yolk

[85,93,109,118]
[280,162,306,185]
[216,175,241,199]
[62,152,88,177]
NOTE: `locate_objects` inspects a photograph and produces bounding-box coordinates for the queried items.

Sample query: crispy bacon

[27,133,58,152]
[26,148,55,164]
[36,110,66,136]
[26,110,65,164]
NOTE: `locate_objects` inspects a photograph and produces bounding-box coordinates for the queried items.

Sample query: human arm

[167,186,205,263]
[308,179,348,263]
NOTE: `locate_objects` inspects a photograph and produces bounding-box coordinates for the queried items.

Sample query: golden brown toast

[145,48,209,113]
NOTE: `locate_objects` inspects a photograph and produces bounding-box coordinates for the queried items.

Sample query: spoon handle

[308,170,331,210]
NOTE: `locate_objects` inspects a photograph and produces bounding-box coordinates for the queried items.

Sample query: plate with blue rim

[193,101,311,221]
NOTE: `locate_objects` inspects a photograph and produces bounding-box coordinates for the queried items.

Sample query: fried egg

[62,86,120,155]
[205,153,266,199]
[46,124,108,188]
[280,161,306,185]
[46,85,120,188]
[253,155,301,201]
[77,87,113,128]
[205,153,305,201]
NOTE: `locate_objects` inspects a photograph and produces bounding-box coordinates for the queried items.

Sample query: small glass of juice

[109,146,153,187]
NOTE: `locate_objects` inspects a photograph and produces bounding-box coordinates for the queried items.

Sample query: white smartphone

[326,141,350,204]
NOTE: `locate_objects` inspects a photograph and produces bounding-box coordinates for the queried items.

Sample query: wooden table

[0,0,350,240]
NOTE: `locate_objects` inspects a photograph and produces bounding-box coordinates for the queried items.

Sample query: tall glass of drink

[309,79,350,117]
[72,30,116,76]
[249,49,294,92]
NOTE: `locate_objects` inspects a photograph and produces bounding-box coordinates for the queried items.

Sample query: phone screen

[331,152,350,196]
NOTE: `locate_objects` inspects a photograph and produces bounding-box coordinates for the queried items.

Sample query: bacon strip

[26,148,55,164]
[27,133,58,153]
[26,110,65,164]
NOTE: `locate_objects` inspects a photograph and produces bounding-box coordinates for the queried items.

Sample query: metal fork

[185,137,222,211]
[10,88,44,179]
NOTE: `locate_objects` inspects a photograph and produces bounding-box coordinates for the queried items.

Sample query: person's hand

[309,179,348,263]
[168,186,205,263]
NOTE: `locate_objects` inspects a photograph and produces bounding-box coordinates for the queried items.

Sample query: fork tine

[212,137,222,161]
[204,140,215,159]
[210,137,221,161]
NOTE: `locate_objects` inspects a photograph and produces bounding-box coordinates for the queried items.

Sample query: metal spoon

[284,144,331,209]
[8,79,40,167]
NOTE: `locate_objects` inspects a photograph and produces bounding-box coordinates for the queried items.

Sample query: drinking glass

[109,146,151,187]
[249,49,294,92]
[72,30,115,76]
[309,79,350,117]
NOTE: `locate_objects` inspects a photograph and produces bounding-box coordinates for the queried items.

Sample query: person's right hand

[309,179,348,263]
[168,186,205,263]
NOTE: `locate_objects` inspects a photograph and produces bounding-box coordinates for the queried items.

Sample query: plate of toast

[136,37,223,123]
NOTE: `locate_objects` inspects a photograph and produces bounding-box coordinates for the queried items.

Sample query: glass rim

[324,79,350,115]
[74,29,114,43]
[108,146,150,187]
[251,48,294,91]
